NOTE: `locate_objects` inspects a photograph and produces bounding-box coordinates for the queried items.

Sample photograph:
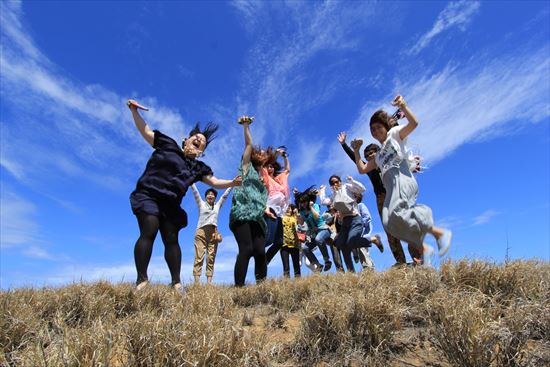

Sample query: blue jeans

[303,228,332,266]
[335,215,372,250]
[264,214,283,263]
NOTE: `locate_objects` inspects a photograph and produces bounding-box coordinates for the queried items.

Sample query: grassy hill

[1,259,549,366]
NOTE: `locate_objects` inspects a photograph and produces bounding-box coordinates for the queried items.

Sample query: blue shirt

[300,203,327,230]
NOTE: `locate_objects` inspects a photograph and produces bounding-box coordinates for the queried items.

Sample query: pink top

[261,168,290,217]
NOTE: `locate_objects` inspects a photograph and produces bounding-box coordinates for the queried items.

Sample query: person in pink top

[261,147,291,267]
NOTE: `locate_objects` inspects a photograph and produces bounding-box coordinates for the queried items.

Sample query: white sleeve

[319,187,332,206]
[347,179,366,194]
[191,184,203,207]
[389,125,406,143]
[216,187,232,209]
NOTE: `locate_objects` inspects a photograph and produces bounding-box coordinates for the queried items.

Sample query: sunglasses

[329,180,340,186]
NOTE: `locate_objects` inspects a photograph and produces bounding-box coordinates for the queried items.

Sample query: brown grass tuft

[1,259,548,366]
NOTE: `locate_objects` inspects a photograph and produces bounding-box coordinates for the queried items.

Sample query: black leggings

[134,213,182,285]
[280,247,301,277]
[231,220,266,287]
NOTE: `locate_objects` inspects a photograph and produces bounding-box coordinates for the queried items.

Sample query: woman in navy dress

[127,100,241,291]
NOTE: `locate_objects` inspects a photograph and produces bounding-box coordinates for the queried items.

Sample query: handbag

[212,229,223,243]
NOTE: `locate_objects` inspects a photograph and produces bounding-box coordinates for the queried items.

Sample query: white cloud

[0,1,191,191]
[409,1,481,55]
[232,1,377,144]
[0,189,40,248]
[0,187,59,260]
[344,45,550,170]
[290,137,327,180]
[473,209,500,226]
[22,246,56,260]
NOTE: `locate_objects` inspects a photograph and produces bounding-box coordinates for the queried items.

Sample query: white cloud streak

[0,189,40,248]
[473,209,500,226]
[232,1,377,148]
[343,45,550,172]
[0,1,190,191]
[0,187,58,260]
[410,1,481,55]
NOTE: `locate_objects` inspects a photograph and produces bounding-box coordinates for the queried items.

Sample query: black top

[132,130,213,205]
[340,142,385,196]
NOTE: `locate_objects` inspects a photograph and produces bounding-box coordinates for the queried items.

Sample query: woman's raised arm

[391,95,418,141]
[127,99,154,146]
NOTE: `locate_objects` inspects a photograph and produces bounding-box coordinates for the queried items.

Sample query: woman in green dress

[229,116,269,286]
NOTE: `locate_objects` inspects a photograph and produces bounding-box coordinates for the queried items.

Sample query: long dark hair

[263,147,283,175]
[184,122,219,148]
[294,186,318,209]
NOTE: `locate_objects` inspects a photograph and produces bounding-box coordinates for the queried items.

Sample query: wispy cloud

[0,189,40,249]
[0,187,58,260]
[232,1,377,144]
[473,209,500,226]
[409,1,481,55]
[0,1,190,192]
[343,44,550,171]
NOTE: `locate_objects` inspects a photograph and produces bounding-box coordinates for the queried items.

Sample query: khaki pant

[376,193,422,263]
[193,225,219,277]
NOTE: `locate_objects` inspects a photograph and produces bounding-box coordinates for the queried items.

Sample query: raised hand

[347,175,353,181]
[238,115,254,125]
[391,95,406,108]
[127,99,149,111]
[350,138,363,151]
[337,132,347,144]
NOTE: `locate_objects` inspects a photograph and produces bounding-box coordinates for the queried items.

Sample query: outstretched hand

[319,184,326,191]
[232,176,243,186]
[127,99,149,111]
[347,175,353,181]
[337,132,347,144]
[350,138,363,151]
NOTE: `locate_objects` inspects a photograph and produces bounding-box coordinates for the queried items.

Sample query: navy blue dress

[130,130,213,229]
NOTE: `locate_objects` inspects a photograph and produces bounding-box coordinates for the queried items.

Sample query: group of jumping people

[127,95,452,290]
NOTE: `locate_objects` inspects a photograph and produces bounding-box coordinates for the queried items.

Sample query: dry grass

[1,259,549,366]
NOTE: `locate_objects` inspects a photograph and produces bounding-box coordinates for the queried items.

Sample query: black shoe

[323,261,332,272]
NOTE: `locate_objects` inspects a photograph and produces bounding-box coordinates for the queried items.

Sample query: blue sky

[1,0,549,288]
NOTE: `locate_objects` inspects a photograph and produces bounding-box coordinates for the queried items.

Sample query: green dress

[229,160,268,235]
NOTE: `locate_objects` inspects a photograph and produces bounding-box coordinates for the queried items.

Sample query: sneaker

[437,230,452,257]
[304,257,316,272]
[360,248,375,270]
[422,244,434,267]
[372,234,384,253]
[323,261,332,272]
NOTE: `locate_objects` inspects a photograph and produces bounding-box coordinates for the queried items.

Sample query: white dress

[376,126,434,248]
